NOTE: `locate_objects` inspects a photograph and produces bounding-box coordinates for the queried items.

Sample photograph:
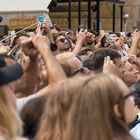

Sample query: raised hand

[103,56,115,74]
[21,39,38,60]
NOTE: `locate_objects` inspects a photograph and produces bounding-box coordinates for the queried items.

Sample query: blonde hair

[0,87,23,139]
[56,52,78,77]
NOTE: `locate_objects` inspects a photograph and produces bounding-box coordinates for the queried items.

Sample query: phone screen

[37,16,44,22]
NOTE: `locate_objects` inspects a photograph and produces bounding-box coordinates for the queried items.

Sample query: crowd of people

[0,20,140,140]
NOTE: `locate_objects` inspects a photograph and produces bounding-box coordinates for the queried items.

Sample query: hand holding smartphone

[37,15,53,28]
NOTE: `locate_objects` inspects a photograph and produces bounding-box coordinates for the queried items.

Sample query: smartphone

[78,25,85,32]
[37,15,44,22]
[37,15,53,28]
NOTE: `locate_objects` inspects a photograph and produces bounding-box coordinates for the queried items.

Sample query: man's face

[113,58,140,86]
[55,35,68,51]
[122,61,140,86]
[109,34,118,42]
[114,38,123,50]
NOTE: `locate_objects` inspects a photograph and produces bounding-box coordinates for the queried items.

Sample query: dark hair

[20,96,47,139]
[78,48,92,56]
[109,32,121,37]
[50,24,61,32]
[91,48,121,72]
[101,36,108,47]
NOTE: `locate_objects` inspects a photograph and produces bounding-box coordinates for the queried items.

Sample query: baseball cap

[0,56,23,86]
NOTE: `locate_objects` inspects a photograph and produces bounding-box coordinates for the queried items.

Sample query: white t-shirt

[16,94,36,114]
[130,112,140,140]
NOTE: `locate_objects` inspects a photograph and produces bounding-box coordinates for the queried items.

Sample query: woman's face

[117,78,137,124]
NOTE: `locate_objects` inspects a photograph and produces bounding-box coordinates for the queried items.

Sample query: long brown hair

[36,76,86,140]
[64,74,133,140]
[36,74,134,140]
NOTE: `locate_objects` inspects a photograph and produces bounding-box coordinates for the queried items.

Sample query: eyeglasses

[123,92,135,101]
[120,91,138,102]
[56,38,66,43]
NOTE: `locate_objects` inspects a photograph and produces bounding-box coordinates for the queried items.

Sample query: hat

[0,56,23,86]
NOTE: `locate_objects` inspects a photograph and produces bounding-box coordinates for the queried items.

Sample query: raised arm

[32,34,66,84]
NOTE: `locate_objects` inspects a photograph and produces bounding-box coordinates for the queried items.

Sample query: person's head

[20,96,47,139]
[0,54,24,94]
[122,61,140,86]
[56,52,90,77]
[53,33,69,54]
[91,48,122,74]
[114,37,123,51]
[11,32,29,48]
[36,74,135,140]
[78,48,93,61]
[0,54,23,106]
[101,34,117,48]
[63,74,136,140]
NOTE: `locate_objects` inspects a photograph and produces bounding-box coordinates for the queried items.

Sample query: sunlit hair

[36,74,134,140]
[64,74,134,140]
[56,52,77,77]
[0,87,23,139]
[36,76,86,140]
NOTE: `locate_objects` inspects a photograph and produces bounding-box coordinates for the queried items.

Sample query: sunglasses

[56,38,66,43]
